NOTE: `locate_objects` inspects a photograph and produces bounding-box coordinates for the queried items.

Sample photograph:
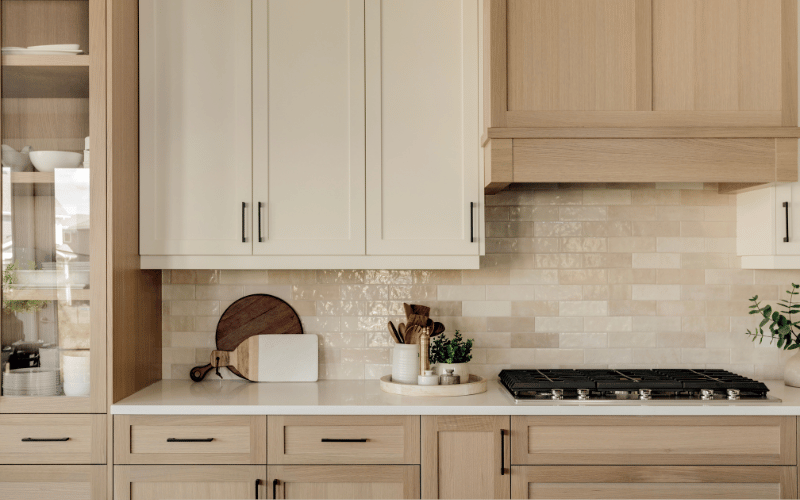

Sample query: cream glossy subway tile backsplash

[161,183,796,381]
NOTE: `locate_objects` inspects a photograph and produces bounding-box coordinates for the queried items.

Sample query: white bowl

[63,380,90,397]
[30,151,83,172]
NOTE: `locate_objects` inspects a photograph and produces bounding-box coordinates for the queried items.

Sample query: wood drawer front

[268,416,420,465]
[512,466,798,499]
[512,416,796,466]
[0,465,106,500]
[269,465,420,500]
[114,415,266,464]
[0,415,106,464]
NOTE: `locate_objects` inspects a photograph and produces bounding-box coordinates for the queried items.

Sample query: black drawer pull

[321,438,368,443]
[166,438,214,443]
[21,437,69,442]
[273,479,279,499]
[242,202,247,243]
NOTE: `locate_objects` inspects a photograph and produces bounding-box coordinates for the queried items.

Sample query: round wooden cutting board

[190,294,303,381]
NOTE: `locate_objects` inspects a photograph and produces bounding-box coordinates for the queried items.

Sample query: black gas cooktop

[499,369,773,402]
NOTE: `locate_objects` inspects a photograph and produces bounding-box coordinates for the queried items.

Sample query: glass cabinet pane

[0,0,92,399]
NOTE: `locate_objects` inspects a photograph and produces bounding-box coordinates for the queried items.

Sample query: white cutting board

[257,334,318,382]
[217,334,318,382]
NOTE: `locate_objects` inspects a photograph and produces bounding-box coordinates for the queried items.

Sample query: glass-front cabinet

[0,0,105,412]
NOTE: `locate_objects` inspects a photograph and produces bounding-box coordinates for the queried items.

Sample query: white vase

[785,350,800,387]
[391,344,419,384]
[435,362,470,384]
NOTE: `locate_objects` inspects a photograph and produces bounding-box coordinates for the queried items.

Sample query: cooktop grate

[499,368,770,400]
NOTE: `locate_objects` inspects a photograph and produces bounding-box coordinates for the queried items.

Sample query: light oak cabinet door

[505,0,652,127]
[269,465,420,499]
[512,416,797,466]
[114,465,266,500]
[421,416,509,499]
[140,0,253,255]
[366,0,481,256]
[652,0,794,127]
[0,465,106,500]
[252,0,366,256]
[512,466,798,499]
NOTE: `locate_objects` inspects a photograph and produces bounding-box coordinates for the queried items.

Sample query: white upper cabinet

[365,0,481,256]
[140,0,252,256]
[139,0,482,268]
[738,182,800,268]
[252,0,366,256]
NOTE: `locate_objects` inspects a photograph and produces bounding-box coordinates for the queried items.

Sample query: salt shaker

[417,369,439,386]
[439,368,460,385]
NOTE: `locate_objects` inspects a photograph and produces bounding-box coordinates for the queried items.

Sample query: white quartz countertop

[111,379,800,416]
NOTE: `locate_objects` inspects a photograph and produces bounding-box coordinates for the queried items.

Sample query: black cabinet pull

[321,438,368,443]
[258,202,264,243]
[21,437,69,442]
[470,201,475,242]
[166,438,214,443]
[242,202,247,243]
[784,201,790,242]
[273,479,278,499]
[500,429,505,476]
[255,479,259,499]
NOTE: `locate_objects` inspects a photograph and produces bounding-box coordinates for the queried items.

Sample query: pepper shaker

[419,327,431,376]
[439,368,460,385]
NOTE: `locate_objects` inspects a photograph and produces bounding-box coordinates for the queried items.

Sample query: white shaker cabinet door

[252,0,366,256]
[366,0,480,256]
[140,0,253,255]
[776,183,800,256]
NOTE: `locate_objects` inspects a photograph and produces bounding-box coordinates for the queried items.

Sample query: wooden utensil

[407,313,428,328]
[398,323,407,340]
[410,304,430,318]
[190,294,303,381]
[387,321,403,344]
[432,322,445,336]
[205,334,318,381]
[405,325,423,345]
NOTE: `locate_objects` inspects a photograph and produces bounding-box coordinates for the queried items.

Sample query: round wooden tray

[379,374,487,397]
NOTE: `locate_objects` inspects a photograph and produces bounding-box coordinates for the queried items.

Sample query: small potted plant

[429,330,473,384]
[745,285,800,386]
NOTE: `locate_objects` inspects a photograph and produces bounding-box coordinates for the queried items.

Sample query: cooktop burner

[499,369,775,402]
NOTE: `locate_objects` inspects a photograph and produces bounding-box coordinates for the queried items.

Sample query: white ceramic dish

[30,151,83,172]
[27,44,80,51]
[13,270,57,288]
[2,48,82,55]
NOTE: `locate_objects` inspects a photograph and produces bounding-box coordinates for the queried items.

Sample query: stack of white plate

[1,44,82,56]
[3,368,61,396]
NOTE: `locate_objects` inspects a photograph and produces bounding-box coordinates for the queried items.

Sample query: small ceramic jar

[417,369,439,386]
[439,368,460,385]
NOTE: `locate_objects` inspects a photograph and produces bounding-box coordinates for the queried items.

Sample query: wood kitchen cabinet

[738,182,800,269]
[421,416,510,499]
[269,465,420,499]
[114,465,266,500]
[140,0,482,269]
[512,416,796,466]
[0,465,106,500]
[511,466,798,499]
[483,0,800,192]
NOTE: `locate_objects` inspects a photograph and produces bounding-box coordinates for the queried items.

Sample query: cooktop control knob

[727,389,740,401]
[700,389,714,401]
[551,389,563,400]
[638,389,652,401]
[577,389,590,400]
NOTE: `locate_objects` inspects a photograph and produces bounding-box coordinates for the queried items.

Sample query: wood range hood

[482,0,800,195]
